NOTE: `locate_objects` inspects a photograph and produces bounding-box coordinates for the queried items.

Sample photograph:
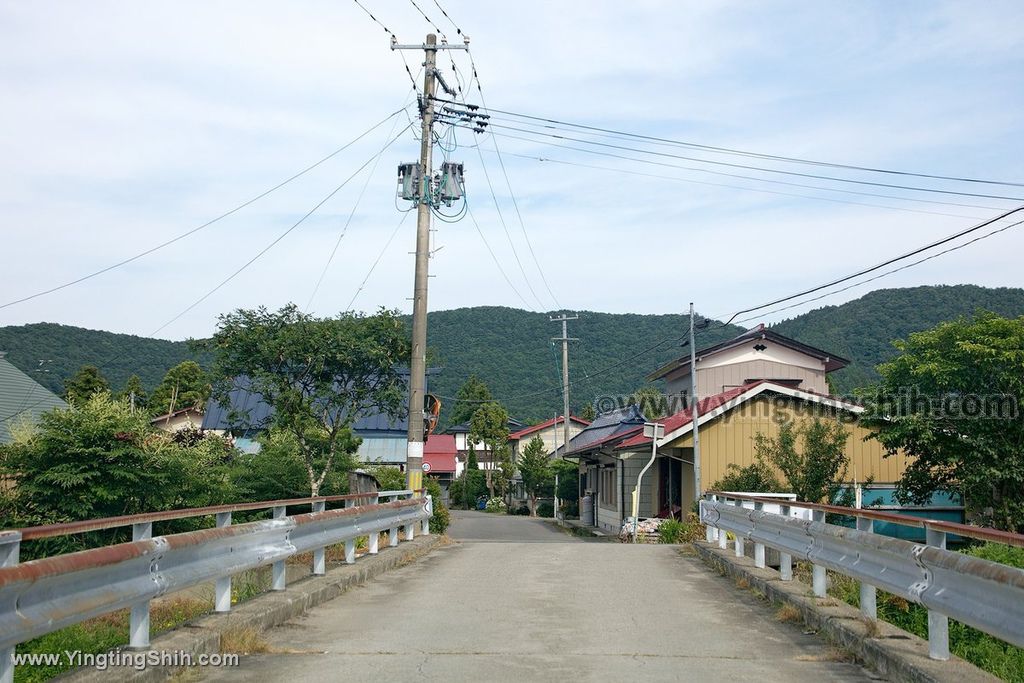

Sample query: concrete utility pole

[689,303,702,506]
[392,34,467,493]
[551,313,578,449]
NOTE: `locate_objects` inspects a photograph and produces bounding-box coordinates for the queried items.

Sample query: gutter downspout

[632,432,660,544]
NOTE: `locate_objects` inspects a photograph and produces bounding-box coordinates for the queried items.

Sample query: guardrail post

[215,512,233,611]
[129,522,153,649]
[716,498,727,549]
[811,510,827,598]
[732,500,744,558]
[311,501,326,575]
[753,502,766,569]
[1,531,21,683]
[856,517,877,620]
[345,538,356,564]
[925,526,950,661]
[778,504,793,581]
[404,521,415,541]
[421,495,432,536]
[390,526,400,547]
[369,528,380,555]
[271,506,287,591]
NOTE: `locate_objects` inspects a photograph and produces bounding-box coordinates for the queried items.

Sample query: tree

[149,360,210,416]
[578,402,596,422]
[518,436,552,516]
[448,375,492,427]
[552,459,579,516]
[469,402,510,498]
[861,312,1024,532]
[201,304,410,496]
[0,393,237,556]
[629,386,668,420]
[710,461,782,494]
[753,420,849,504]
[118,374,148,413]
[63,365,109,403]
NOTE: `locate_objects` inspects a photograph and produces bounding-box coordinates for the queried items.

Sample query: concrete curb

[64,535,444,682]
[692,542,997,683]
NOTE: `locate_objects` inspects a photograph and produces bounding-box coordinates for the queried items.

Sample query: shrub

[423,478,450,534]
[484,497,507,513]
[513,504,530,516]
[658,519,686,544]
[536,501,554,518]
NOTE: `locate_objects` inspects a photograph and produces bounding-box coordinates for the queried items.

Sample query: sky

[1,0,1022,341]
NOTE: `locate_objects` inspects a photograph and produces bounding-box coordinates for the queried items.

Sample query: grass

[776,603,803,624]
[13,598,209,683]
[220,627,269,654]
[793,545,1024,682]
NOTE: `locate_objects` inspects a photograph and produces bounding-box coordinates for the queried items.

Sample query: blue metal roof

[201,375,412,435]
[562,405,646,456]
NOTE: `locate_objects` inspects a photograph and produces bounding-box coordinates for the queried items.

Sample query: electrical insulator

[397,163,421,201]
[438,162,464,203]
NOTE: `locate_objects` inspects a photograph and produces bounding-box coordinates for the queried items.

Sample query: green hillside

[2,285,1022,421]
[773,285,1024,393]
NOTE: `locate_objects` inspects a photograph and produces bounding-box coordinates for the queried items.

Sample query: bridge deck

[198,510,879,681]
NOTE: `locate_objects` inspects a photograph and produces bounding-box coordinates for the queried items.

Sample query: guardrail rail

[700,491,1024,662]
[0,489,431,682]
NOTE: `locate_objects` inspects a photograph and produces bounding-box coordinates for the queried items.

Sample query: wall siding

[667,396,907,499]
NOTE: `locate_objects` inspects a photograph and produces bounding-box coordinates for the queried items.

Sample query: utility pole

[393,34,468,493]
[689,303,702,507]
[551,313,578,450]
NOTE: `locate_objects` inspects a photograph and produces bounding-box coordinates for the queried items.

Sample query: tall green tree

[578,402,596,422]
[629,386,668,420]
[861,312,1024,532]
[118,374,148,412]
[448,375,493,426]
[201,304,410,496]
[63,365,109,403]
[469,401,510,498]
[518,435,552,516]
[753,419,849,504]
[149,360,210,416]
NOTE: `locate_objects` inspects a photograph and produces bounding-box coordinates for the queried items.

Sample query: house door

[658,457,682,519]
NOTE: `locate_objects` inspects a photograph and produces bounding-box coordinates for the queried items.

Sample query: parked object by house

[0,352,66,444]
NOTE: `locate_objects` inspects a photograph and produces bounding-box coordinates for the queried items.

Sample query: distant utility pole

[689,303,702,505]
[393,34,468,493]
[551,313,579,449]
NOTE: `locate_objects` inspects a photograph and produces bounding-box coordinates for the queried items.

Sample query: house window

[600,468,617,507]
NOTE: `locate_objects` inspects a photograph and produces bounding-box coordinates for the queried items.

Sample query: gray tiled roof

[0,352,67,444]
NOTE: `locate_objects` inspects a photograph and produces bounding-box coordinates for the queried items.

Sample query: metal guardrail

[700,492,1024,662]
[0,490,430,683]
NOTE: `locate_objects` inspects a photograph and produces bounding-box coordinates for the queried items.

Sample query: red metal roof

[423,434,457,473]
[509,414,591,440]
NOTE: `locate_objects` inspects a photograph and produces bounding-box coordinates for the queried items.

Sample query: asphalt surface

[198,511,879,682]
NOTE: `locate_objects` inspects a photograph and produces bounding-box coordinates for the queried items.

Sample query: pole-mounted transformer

[396,161,465,206]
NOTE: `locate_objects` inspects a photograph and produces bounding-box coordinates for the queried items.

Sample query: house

[564,326,905,533]
[509,415,590,458]
[201,371,435,469]
[0,352,67,444]
[150,406,205,433]
[423,434,459,504]
[445,416,525,470]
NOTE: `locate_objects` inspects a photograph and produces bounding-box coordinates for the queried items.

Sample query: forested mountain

[0,323,199,397]
[773,285,1024,393]
[2,285,1022,421]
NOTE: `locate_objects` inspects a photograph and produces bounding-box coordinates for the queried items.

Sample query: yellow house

[566,326,906,533]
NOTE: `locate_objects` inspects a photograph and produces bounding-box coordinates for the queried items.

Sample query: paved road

[199,511,878,682]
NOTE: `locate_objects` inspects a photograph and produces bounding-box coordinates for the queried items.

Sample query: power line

[0,108,410,312]
[720,204,1024,325]
[454,118,1024,202]
[437,205,1024,406]
[306,92,414,312]
[465,203,533,310]
[346,211,412,311]
[485,147,983,220]
[150,122,414,337]
[463,54,563,309]
[351,0,420,90]
[436,100,1024,189]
